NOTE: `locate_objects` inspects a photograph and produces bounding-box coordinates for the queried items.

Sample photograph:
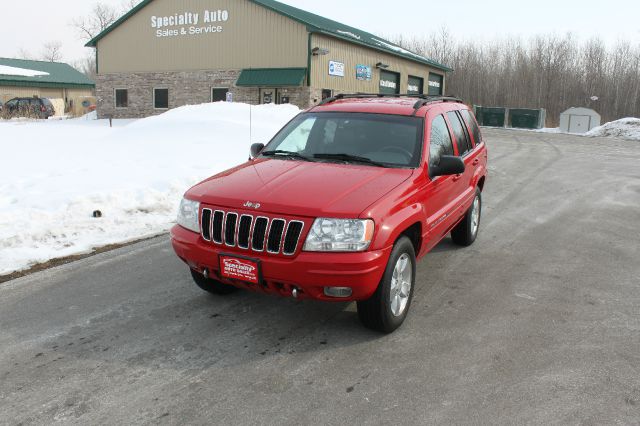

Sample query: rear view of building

[0,58,95,116]
[87,0,451,118]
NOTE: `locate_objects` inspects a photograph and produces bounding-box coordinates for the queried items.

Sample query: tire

[451,188,482,247]
[190,269,238,295]
[357,236,416,333]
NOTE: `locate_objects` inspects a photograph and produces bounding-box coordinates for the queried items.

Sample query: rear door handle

[452,174,462,182]
[472,158,480,166]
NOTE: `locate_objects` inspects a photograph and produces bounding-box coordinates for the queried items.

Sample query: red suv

[171,94,487,333]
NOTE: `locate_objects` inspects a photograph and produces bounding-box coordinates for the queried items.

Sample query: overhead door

[379,70,400,95]
[428,73,444,95]
[407,76,424,95]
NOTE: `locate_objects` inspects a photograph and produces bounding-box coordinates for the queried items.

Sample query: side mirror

[250,143,265,159]
[430,155,465,178]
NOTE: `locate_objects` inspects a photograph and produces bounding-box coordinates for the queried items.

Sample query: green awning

[236,68,307,87]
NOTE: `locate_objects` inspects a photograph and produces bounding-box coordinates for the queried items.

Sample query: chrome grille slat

[224,213,238,247]
[201,209,303,256]
[237,215,253,249]
[201,209,212,241]
[283,221,304,255]
[211,210,224,244]
[267,219,286,254]
[252,217,269,252]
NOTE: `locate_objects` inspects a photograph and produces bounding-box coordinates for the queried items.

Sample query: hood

[187,159,414,217]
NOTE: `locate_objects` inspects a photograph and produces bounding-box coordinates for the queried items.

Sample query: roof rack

[317,93,463,111]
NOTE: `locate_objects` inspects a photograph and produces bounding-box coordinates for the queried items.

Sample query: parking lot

[1,128,639,425]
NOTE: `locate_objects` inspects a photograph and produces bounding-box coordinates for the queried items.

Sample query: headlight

[303,218,375,252]
[177,198,200,233]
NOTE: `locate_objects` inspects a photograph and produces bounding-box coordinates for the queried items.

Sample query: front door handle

[452,174,462,182]
[472,158,480,166]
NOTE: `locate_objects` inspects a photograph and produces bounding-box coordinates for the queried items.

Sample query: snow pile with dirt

[0,102,300,275]
[586,118,640,141]
[0,65,49,77]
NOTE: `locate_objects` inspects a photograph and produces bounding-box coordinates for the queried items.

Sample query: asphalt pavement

[1,129,639,425]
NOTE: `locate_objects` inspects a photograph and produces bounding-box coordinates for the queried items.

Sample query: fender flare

[370,203,424,252]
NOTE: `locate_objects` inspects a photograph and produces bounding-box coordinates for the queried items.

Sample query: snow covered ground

[483,117,640,141]
[586,118,640,140]
[0,102,300,275]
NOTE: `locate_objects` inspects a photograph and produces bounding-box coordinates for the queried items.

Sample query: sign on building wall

[151,9,230,38]
[329,61,345,77]
[356,64,372,81]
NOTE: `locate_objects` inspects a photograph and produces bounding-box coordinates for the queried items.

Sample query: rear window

[265,112,424,168]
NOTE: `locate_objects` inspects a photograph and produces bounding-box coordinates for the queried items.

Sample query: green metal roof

[236,68,306,87]
[0,58,94,89]
[85,0,452,72]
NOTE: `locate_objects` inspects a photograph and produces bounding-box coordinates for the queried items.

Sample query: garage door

[407,76,424,95]
[379,70,400,95]
[428,73,444,95]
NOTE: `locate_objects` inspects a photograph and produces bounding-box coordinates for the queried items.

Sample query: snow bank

[0,65,49,77]
[0,102,300,275]
[585,118,640,141]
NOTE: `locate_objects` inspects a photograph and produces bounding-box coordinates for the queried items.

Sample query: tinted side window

[461,109,482,147]
[447,111,472,156]
[429,115,454,167]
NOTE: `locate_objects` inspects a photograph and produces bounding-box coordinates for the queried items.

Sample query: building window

[154,88,169,109]
[115,89,128,108]
[211,88,228,102]
[321,89,333,100]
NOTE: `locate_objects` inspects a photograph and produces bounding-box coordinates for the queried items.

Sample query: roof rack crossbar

[317,93,463,108]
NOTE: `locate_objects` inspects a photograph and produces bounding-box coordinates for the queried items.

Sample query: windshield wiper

[313,153,386,167]
[261,150,313,162]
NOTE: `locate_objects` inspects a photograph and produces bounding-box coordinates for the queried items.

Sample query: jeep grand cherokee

[171,94,488,333]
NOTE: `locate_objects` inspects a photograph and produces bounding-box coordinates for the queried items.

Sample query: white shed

[559,107,601,134]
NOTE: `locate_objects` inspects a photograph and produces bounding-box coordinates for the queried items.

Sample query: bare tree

[73,53,98,81]
[41,41,63,62]
[71,3,120,42]
[17,48,35,60]
[71,1,141,42]
[393,31,640,125]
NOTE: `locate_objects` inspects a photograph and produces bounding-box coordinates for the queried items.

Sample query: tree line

[393,29,640,126]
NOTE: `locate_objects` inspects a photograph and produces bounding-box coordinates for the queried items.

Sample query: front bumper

[170,225,391,301]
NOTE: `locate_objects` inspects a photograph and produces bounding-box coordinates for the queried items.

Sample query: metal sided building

[0,58,95,108]
[87,0,451,118]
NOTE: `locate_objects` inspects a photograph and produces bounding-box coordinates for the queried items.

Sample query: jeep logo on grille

[243,201,261,209]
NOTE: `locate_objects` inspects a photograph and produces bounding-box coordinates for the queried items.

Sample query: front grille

[201,208,304,256]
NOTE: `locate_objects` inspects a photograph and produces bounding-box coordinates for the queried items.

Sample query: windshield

[263,112,424,168]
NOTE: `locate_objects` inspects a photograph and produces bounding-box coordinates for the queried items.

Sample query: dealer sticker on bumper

[219,255,260,284]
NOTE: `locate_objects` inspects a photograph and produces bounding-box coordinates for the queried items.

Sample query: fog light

[324,287,353,298]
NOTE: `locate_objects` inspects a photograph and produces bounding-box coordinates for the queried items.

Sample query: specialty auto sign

[151,10,229,38]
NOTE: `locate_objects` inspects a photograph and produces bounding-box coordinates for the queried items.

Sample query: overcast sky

[1,0,639,64]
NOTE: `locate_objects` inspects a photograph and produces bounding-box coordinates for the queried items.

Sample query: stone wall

[96,69,318,119]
